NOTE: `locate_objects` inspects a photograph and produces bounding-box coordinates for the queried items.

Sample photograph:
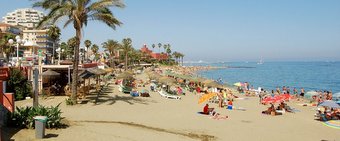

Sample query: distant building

[0,23,21,35]
[2,8,44,28]
[22,29,53,50]
[140,44,168,60]
[2,8,52,55]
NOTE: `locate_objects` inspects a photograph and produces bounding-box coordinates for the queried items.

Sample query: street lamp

[56,47,64,65]
[8,35,24,66]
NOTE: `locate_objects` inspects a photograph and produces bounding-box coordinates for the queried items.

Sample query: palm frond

[63,18,75,28]
[87,0,124,12]
[32,0,60,9]
[88,13,122,29]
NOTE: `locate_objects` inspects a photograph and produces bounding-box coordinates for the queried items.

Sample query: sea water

[190,61,340,95]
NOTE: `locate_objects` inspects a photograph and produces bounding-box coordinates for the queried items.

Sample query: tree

[172,51,180,64]
[33,0,125,103]
[158,43,162,53]
[121,38,132,70]
[163,44,168,53]
[7,68,32,100]
[67,37,77,59]
[152,44,155,52]
[84,40,92,61]
[179,53,185,66]
[0,33,15,62]
[59,42,68,60]
[91,44,99,61]
[47,25,61,64]
[102,39,120,67]
[130,49,141,65]
[166,44,171,64]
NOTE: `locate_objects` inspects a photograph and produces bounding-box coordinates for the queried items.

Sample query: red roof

[140,44,168,60]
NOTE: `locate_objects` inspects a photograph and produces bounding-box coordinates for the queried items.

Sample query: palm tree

[121,38,132,70]
[152,44,155,52]
[47,25,61,64]
[166,44,171,63]
[102,39,120,67]
[33,0,125,103]
[172,51,179,64]
[84,40,92,62]
[157,43,162,53]
[60,42,68,60]
[179,53,185,66]
[91,44,99,61]
[163,44,167,53]
[67,37,77,59]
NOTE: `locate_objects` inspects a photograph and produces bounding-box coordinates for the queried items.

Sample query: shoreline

[6,66,340,141]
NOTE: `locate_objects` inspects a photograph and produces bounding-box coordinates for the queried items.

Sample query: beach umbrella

[198,93,217,104]
[190,77,206,83]
[159,76,176,84]
[203,79,214,84]
[177,79,184,83]
[205,81,224,88]
[261,95,286,104]
[318,100,340,109]
[116,72,134,80]
[233,82,243,87]
[333,92,340,99]
[41,69,60,86]
[304,91,319,99]
[104,68,114,73]
[147,72,161,80]
[41,69,60,77]
[333,92,340,97]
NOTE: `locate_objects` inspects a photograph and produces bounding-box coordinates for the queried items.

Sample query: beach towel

[233,107,246,111]
[322,120,340,129]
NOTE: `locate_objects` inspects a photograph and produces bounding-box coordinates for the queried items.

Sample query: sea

[186,61,340,98]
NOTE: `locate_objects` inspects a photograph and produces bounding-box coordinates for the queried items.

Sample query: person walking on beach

[287,87,290,94]
[276,87,281,95]
[293,88,298,97]
[300,88,305,97]
[282,86,287,94]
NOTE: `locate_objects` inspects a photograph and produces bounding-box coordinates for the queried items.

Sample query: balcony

[36,35,48,38]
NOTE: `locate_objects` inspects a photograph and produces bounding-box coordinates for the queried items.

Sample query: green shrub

[65,98,75,105]
[8,103,64,129]
[6,68,32,100]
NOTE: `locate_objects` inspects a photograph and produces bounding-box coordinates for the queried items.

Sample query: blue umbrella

[318,100,340,109]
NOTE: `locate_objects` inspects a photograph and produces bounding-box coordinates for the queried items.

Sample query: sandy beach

[4,69,340,141]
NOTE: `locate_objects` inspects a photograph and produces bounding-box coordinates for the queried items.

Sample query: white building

[2,8,53,56]
[23,29,53,52]
[2,8,44,28]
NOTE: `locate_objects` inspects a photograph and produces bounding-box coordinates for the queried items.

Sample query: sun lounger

[158,90,181,100]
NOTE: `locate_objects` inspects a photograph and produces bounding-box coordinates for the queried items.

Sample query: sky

[1,0,340,62]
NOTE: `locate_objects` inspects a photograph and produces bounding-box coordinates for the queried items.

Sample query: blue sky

[1,0,340,62]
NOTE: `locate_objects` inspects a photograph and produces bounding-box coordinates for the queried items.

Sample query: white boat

[257,57,264,65]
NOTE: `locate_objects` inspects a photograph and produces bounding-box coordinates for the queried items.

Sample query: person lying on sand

[210,113,228,120]
[262,104,282,115]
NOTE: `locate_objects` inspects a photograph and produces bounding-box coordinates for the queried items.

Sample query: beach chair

[158,90,181,100]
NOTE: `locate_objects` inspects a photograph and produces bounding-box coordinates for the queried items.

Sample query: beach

[4,68,340,141]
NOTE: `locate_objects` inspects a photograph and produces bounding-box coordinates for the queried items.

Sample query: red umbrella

[262,95,287,104]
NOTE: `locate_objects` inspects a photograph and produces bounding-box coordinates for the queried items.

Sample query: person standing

[300,88,305,98]
[293,88,298,97]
